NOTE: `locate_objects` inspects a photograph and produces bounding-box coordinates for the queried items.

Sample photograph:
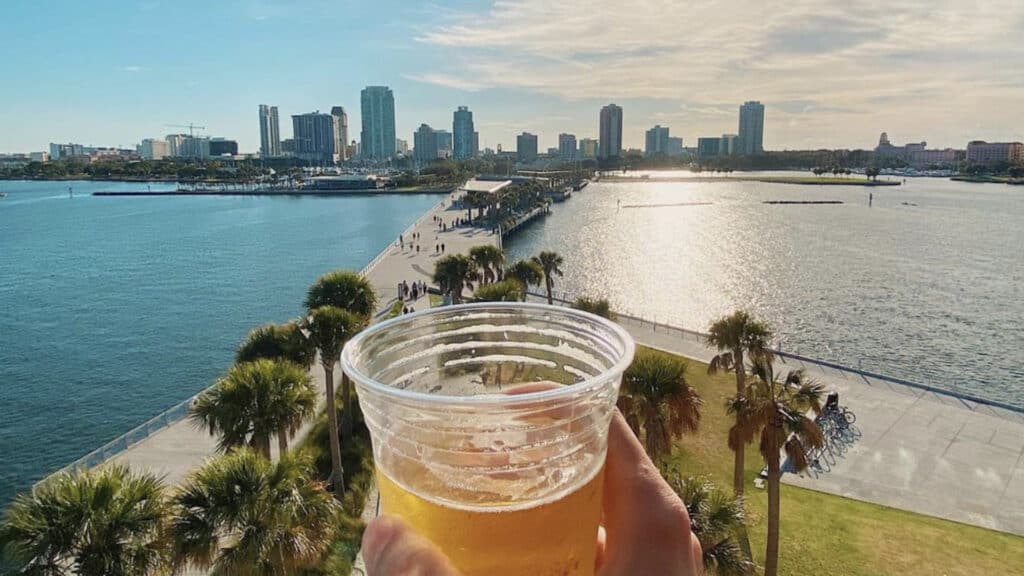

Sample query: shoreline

[92,187,453,197]
[601,175,901,186]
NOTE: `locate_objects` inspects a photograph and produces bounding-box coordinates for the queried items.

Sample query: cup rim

[340,301,635,406]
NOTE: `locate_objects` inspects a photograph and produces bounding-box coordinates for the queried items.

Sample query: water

[0,181,440,505]
[506,172,1024,407]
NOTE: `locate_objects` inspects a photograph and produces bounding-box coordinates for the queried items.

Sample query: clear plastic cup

[341,302,635,576]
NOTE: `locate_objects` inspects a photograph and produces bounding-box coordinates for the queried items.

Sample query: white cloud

[403,73,487,92]
[415,0,1024,148]
[122,65,143,72]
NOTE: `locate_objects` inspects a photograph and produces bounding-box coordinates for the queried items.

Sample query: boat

[0,192,7,199]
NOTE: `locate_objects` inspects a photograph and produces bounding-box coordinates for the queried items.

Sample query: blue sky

[2,0,1023,154]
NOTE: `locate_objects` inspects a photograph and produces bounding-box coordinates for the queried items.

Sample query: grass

[650,346,1024,575]
[429,293,443,307]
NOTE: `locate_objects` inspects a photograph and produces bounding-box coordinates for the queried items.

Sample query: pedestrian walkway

[530,295,1024,537]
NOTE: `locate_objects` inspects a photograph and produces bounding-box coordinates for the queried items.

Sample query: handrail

[528,289,1024,416]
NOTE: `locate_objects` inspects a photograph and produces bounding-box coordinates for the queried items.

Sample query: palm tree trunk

[278,426,289,457]
[545,276,553,304]
[765,450,782,576]
[732,351,746,497]
[260,435,272,459]
[323,363,345,498]
[341,373,353,448]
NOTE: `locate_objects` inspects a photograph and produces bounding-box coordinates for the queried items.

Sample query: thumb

[362,515,462,576]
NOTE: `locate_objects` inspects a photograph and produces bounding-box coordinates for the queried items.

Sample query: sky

[2,0,1023,154]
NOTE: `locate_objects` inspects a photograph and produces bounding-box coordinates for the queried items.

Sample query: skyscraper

[330,106,348,161]
[599,104,623,159]
[292,112,336,164]
[453,106,476,159]
[644,125,670,157]
[738,101,765,155]
[435,130,453,158]
[360,86,396,160]
[517,132,538,163]
[258,104,281,158]
[578,138,598,159]
[558,133,577,161]
[413,124,438,163]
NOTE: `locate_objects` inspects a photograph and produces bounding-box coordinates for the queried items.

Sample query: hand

[361,410,703,575]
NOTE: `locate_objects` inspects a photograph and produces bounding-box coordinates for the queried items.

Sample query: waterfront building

[667,136,684,157]
[435,130,453,159]
[49,143,85,159]
[138,139,168,160]
[413,124,438,163]
[719,134,739,156]
[330,106,349,161]
[966,140,1024,164]
[546,147,559,156]
[738,101,765,155]
[599,104,623,159]
[292,112,336,164]
[453,106,477,159]
[644,125,670,157]
[578,138,598,159]
[360,86,397,160]
[876,133,963,167]
[209,138,238,157]
[517,132,538,163]
[258,104,281,158]
[473,132,479,158]
[281,139,296,155]
[697,137,720,158]
[165,135,210,159]
[29,151,49,162]
[396,138,409,155]
[559,133,577,161]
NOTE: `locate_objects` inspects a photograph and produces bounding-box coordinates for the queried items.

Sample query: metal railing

[38,393,199,483]
[529,289,1024,417]
[361,198,447,276]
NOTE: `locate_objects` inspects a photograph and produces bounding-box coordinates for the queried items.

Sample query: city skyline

[1,0,1023,154]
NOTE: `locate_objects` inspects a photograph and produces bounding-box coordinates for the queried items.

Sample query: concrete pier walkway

[532,297,1024,537]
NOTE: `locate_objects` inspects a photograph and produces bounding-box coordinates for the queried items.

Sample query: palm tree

[667,474,754,576]
[505,259,543,301]
[169,449,339,575]
[617,349,702,462]
[190,359,317,458]
[235,321,313,368]
[571,296,614,319]
[706,311,774,497]
[469,244,504,285]
[0,465,168,576]
[304,270,378,320]
[304,271,377,453]
[532,250,564,304]
[728,362,824,576]
[473,279,523,302]
[432,254,478,304]
[303,306,360,495]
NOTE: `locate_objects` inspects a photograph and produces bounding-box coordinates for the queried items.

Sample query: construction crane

[165,123,206,137]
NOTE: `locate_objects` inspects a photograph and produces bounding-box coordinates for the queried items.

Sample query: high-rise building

[396,138,409,155]
[473,132,479,158]
[697,137,720,158]
[719,134,739,156]
[599,104,623,159]
[644,125,670,157]
[435,130,453,158]
[138,139,168,160]
[330,106,349,161]
[258,105,281,158]
[667,137,684,157]
[414,124,438,163]
[966,140,1024,164]
[558,133,577,161]
[578,138,598,159]
[360,86,396,160]
[517,132,538,163]
[49,143,85,159]
[453,106,477,159]
[738,101,765,155]
[292,112,337,164]
[209,138,238,157]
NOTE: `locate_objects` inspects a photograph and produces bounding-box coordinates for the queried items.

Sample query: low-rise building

[517,132,538,163]
[138,139,168,160]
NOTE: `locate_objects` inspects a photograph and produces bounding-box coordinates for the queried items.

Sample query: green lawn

[654,347,1024,575]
